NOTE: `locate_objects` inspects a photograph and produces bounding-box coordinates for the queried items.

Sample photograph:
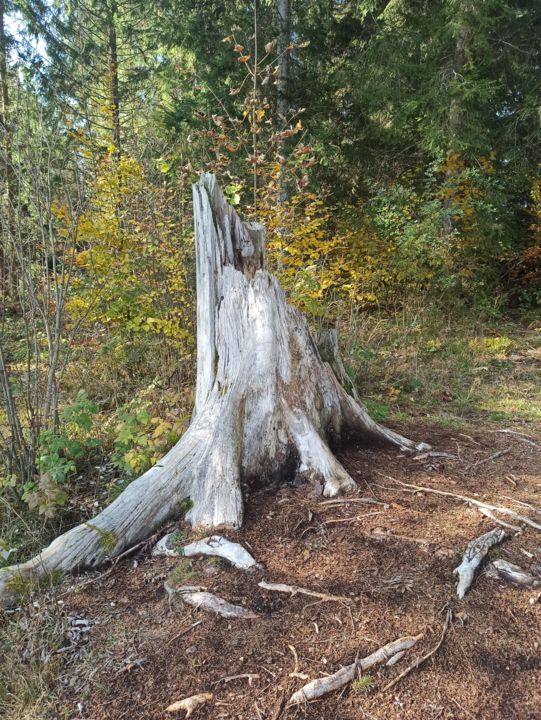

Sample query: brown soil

[54,424,541,720]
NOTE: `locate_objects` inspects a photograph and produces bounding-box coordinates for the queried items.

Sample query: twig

[466,448,510,472]
[493,429,540,448]
[322,511,384,526]
[60,536,153,595]
[381,609,452,693]
[500,496,541,517]
[214,673,260,686]
[320,498,388,508]
[166,620,203,646]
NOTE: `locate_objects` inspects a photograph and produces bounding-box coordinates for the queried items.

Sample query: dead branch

[485,559,541,588]
[289,634,422,704]
[466,448,511,472]
[454,528,506,598]
[381,609,451,693]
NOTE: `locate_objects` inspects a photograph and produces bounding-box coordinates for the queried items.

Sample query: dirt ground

[52,423,541,720]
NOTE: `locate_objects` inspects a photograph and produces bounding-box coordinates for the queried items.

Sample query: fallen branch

[381,609,451,693]
[289,634,422,704]
[386,477,541,532]
[320,498,389,509]
[454,528,506,598]
[485,559,541,588]
[466,448,510,472]
[258,580,351,603]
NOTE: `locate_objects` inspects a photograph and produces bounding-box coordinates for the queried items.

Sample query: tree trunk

[108,0,121,160]
[0,174,426,606]
[276,0,291,203]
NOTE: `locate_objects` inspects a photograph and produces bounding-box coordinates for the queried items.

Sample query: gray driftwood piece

[485,559,541,588]
[454,527,506,598]
[153,534,258,570]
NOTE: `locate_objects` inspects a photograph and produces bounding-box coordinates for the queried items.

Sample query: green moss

[85,523,118,554]
[167,560,195,586]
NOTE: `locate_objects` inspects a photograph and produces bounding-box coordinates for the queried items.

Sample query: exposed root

[258,579,351,603]
[454,528,506,598]
[153,534,259,570]
[288,634,422,704]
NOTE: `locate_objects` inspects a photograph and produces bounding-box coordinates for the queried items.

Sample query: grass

[166,560,195,587]
[342,303,541,429]
[351,674,376,694]
[0,601,67,720]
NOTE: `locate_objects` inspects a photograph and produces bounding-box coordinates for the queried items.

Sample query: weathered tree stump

[0,174,426,606]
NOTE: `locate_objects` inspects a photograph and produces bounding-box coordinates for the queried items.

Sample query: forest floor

[16,420,541,720]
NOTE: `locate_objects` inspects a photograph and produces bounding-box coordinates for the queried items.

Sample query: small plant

[167,560,195,587]
[351,674,376,694]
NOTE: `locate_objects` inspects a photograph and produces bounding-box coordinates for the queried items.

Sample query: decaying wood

[0,174,427,607]
[153,534,258,570]
[176,588,258,619]
[381,609,452,693]
[485,559,541,588]
[166,693,213,716]
[288,634,422,704]
[258,579,351,603]
[454,528,506,598]
[387,478,541,532]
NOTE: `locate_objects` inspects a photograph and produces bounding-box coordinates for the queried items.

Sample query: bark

[0,0,15,297]
[0,173,426,606]
[276,0,291,203]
